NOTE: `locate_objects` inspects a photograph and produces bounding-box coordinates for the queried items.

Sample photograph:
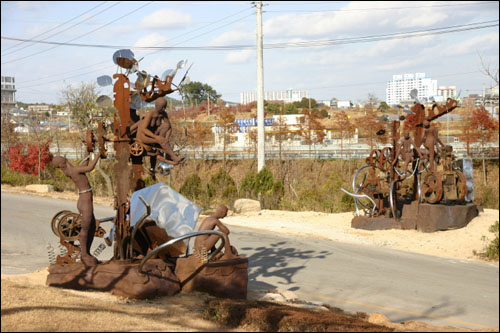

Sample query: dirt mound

[203,298,393,332]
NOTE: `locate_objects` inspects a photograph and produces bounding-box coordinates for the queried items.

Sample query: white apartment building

[240,89,308,105]
[437,86,457,100]
[386,73,437,105]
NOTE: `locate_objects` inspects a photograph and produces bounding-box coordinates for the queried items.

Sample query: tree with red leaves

[8,140,52,178]
[458,105,499,183]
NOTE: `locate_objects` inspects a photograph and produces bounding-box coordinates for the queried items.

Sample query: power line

[13,5,255,88]
[1,1,154,65]
[14,6,253,85]
[265,1,498,13]
[1,1,108,56]
[3,20,497,51]
[138,6,255,58]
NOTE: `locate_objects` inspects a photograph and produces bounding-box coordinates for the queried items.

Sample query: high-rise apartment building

[386,73,437,105]
[240,89,307,105]
[1,76,16,109]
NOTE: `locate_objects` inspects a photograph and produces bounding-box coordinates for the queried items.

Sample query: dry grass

[1,271,230,332]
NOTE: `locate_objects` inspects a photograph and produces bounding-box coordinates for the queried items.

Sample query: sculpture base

[46,259,180,299]
[352,202,479,233]
[175,255,249,299]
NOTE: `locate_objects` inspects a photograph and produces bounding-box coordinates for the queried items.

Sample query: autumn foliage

[458,106,499,154]
[7,141,52,175]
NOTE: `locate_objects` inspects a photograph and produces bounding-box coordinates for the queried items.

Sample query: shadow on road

[240,240,332,290]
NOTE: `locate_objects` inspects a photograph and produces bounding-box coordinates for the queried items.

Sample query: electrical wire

[3,20,497,51]
[265,1,498,13]
[1,1,153,65]
[17,7,252,84]
[1,1,108,56]
[14,5,255,88]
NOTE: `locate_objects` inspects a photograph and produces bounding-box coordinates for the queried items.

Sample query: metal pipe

[138,230,226,275]
[98,216,114,223]
[389,180,397,219]
[341,188,376,217]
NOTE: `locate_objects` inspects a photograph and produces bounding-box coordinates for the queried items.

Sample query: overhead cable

[3,20,497,51]
[1,1,154,65]
[1,1,109,56]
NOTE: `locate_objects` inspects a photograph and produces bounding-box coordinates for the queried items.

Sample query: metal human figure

[421,120,444,172]
[194,205,231,255]
[51,152,100,266]
[359,166,384,216]
[136,97,184,165]
[392,130,422,177]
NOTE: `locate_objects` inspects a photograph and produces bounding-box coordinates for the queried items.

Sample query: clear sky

[1,1,499,105]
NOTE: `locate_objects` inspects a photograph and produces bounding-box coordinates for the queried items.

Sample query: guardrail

[48,143,499,161]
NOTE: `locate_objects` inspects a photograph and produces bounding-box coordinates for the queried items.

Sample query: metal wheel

[379,147,392,171]
[57,213,81,242]
[51,210,72,236]
[130,142,144,156]
[456,170,467,201]
[352,165,376,212]
[422,171,443,204]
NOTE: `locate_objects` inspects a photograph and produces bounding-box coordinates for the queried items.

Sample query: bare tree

[297,109,326,158]
[60,82,99,131]
[1,109,19,163]
[246,128,258,160]
[24,110,50,180]
[187,120,213,161]
[272,114,290,163]
[478,52,499,86]
[216,107,239,166]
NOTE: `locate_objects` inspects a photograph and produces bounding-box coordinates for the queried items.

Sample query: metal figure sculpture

[46,49,248,299]
[51,152,101,266]
[345,92,477,232]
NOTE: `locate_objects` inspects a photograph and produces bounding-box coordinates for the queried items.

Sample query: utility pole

[256,1,265,172]
[207,94,210,116]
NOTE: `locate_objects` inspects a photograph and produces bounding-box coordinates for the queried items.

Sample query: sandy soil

[222,208,499,263]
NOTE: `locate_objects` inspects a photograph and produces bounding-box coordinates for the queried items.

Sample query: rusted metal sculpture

[46,50,248,299]
[346,92,478,232]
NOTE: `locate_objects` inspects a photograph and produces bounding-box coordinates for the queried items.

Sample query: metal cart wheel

[51,210,72,237]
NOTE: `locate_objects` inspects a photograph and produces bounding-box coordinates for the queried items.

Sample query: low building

[337,100,353,109]
[1,76,16,110]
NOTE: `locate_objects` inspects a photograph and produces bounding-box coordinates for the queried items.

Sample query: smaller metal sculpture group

[344,94,469,223]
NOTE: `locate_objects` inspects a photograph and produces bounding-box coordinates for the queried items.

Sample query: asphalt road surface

[1,192,498,330]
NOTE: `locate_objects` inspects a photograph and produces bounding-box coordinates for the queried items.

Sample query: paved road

[1,192,498,330]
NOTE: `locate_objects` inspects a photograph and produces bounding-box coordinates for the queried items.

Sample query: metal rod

[389,180,397,219]
[138,230,226,275]
[341,188,376,217]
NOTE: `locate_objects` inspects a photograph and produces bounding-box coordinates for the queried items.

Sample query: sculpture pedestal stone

[352,202,479,233]
[46,259,180,299]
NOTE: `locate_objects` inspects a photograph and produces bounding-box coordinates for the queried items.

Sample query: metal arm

[138,230,226,275]
[341,187,377,217]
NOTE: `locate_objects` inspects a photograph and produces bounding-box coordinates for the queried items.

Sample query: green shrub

[475,221,499,260]
[1,167,37,186]
[180,174,202,201]
[239,167,284,209]
[208,168,237,208]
